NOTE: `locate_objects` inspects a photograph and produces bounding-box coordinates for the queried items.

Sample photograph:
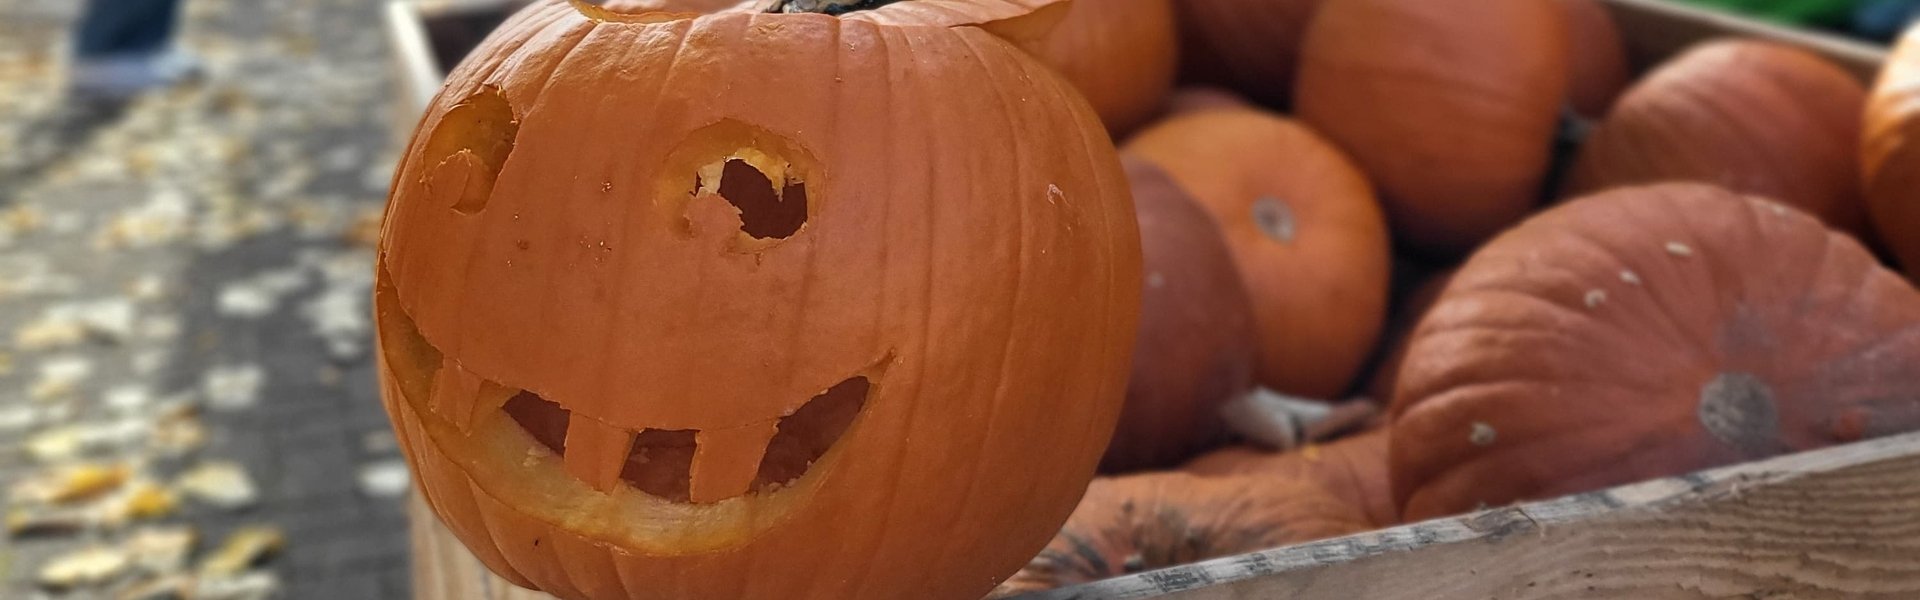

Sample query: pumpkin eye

[419,87,518,215]
[706,158,808,240]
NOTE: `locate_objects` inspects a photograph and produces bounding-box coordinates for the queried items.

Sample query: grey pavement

[1,0,415,598]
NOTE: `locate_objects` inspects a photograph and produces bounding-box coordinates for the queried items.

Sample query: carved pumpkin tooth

[563,418,635,493]
[689,422,779,504]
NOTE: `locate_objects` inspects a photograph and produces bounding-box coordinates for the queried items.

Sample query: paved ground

[0,0,415,597]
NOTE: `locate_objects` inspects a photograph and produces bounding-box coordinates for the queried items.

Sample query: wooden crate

[388,1,1912,598]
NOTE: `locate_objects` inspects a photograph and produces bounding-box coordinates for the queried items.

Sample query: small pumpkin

[1018,0,1178,136]
[1390,183,1920,521]
[1184,428,1396,527]
[1295,0,1569,257]
[1864,24,1920,273]
[378,2,1141,599]
[1566,40,1867,234]
[995,471,1373,593]
[1562,0,1630,118]
[1103,156,1257,472]
[1173,0,1323,107]
[1126,109,1391,399]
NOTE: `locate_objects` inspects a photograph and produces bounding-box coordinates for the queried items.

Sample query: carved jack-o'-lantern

[374,2,1142,599]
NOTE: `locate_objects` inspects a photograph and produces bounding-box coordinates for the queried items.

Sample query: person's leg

[74,0,183,58]
[70,0,197,99]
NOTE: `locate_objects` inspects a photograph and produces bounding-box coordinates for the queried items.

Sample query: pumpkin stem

[1220,389,1377,450]
[765,0,912,15]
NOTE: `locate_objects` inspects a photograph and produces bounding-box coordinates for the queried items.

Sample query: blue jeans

[74,0,183,58]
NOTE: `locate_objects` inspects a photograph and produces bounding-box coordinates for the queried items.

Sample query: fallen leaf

[199,526,285,577]
[39,546,131,589]
[174,461,258,510]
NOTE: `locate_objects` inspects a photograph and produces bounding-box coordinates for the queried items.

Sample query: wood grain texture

[1028,431,1920,600]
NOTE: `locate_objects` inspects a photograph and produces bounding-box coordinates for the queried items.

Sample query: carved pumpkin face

[375,2,1140,599]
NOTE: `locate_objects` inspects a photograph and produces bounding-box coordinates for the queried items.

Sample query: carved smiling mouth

[375,266,882,553]
[498,377,870,504]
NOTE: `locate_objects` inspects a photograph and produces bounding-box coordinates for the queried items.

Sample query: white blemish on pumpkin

[1620,269,1641,285]
[1665,242,1693,257]
[1046,184,1063,205]
[1469,422,1496,447]
[1146,272,1166,289]
[1584,289,1607,309]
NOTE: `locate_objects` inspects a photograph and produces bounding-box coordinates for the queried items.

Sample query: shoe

[69,50,202,100]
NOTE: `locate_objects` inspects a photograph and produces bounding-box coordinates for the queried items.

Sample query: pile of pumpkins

[1006,0,1920,592]
[374,0,1920,599]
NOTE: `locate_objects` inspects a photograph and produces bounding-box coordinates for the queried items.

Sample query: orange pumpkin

[376,2,1142,599]
[1363,269,1454,403]
[1104,156,1258,472]
[1566,40,1867,234]
[1562,0,1629,118]
[995,471,1372,593]
[1184,428,1397,527]
[1864,25,1920,273]
[1018,0,1177,136]
[1126,109,1390,399]
[1174,0,1323,107]
[1390,183,1920,521]
[1295,0,1569,257]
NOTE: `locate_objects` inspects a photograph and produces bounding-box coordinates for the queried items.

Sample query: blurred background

[0,0,1915,599]
[2,0,402,598]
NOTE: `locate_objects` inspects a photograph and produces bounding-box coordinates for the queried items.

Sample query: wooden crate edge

[1027,430,1920,599]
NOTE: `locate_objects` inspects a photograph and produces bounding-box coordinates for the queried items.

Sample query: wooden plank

[410,491,554,600]
[384,1,443,120]
[1599,0,1889,81]
[1029,431,1920,600]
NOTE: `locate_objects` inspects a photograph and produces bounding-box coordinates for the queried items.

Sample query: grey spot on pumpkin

[1469,422,1496,447]
[1251,197,1297,244]
[1698,372,1783,456]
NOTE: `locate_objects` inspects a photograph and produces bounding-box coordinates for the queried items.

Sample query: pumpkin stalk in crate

[1103,156,1257,472]
[1864,24,1920,275]
[994,470,1373,594]
[1295,0,1570,258]
[1566,40,1868,236]
[1126,108,1391,399]
[376,1,1141,599]
[1390,184,1920,521]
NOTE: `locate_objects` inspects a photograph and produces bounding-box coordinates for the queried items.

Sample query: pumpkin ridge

[1597,189,1723,356]
[930,29,1030,567]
